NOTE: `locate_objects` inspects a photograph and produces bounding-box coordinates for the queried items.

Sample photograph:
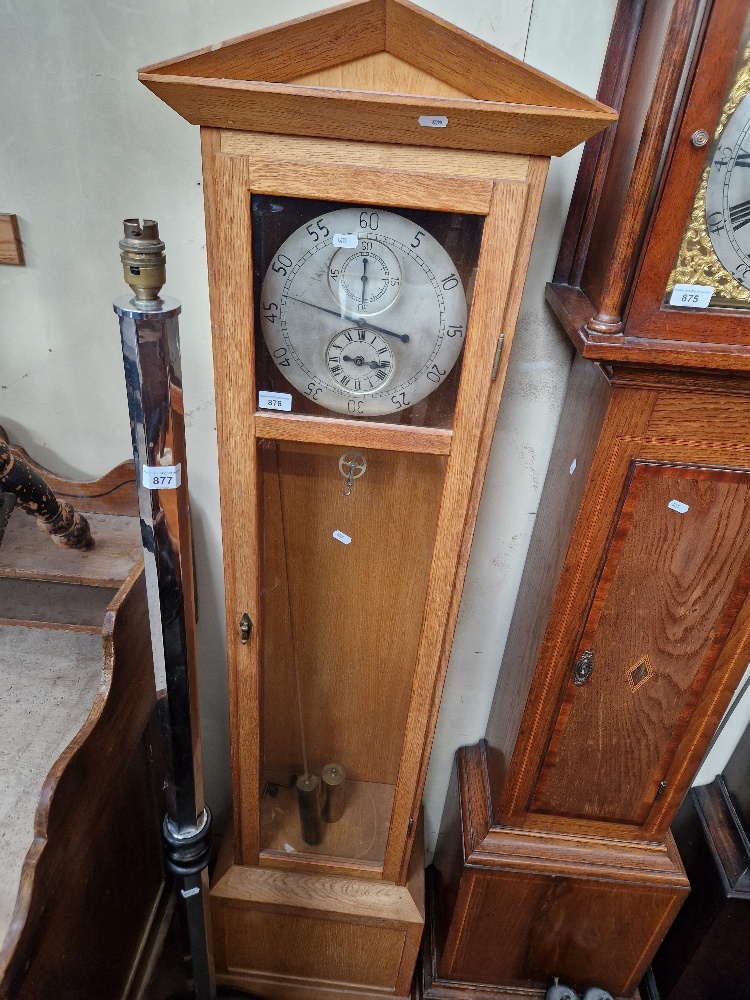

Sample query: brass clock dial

[259,207,467,417]
[667,19,750,309]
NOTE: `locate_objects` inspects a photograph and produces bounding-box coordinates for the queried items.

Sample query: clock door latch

[239,612,253,644]
[573,649,594,686]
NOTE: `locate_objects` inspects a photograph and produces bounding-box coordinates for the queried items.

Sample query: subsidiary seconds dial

[259,207,467,416]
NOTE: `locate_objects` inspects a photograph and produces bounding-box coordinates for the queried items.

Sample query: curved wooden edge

[0,559,155,990]
[0,428,137,517]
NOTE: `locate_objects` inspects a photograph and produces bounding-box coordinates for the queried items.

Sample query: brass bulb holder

[119,218,166,303]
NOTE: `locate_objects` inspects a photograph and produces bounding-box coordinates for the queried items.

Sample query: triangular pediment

[139,0,616,156]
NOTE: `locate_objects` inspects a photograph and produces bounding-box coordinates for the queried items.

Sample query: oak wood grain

[401,156,549,883]
[0,215,23,266]
[290,50,470,99]
[255,412,452,455]
[221,132,530,182]
[383,179,529,882]
[531,465,750,826]
[241,158,493,214]
[142,75,616,157]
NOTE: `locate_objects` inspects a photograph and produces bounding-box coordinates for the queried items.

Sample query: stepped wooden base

[426,744,688,1000]
[210,829,424,1000]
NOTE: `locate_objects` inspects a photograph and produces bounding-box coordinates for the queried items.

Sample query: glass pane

[253,195,484,429]
[664,9,750,310]
[257,439,447,867]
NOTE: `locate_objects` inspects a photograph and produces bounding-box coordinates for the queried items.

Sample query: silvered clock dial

[705,90,750,286]
[259,207,467,417]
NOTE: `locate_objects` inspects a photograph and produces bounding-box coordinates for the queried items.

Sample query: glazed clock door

[529,461,750,836]
[628,0,750,341]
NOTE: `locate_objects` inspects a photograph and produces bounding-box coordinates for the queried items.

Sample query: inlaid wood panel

[443,867,682,997]
[531,462,750,827]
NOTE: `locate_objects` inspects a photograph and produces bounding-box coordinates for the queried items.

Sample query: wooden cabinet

[423,1,750,997]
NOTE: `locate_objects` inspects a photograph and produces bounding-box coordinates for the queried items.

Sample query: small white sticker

[332,530,351,545]
[569,459,577,475]
[258,391,292,412]
[333,233,358,248]
[668,499,690,514]
[418,115,448,128]
[181,886,200,898]
[669,283,714,308]
[143,464,181,490]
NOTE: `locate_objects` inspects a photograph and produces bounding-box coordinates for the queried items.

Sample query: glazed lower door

[258,439,447,870]
[530,461,750,833]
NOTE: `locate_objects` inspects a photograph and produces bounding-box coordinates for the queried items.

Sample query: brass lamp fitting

[119,218,166,302]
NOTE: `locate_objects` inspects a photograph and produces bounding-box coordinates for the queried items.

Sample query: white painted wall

[3,0,738,861]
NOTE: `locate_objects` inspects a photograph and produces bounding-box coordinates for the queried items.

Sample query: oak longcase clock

[138,2,615,995]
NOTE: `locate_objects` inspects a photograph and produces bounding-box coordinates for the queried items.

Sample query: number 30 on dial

[259,207,468,417]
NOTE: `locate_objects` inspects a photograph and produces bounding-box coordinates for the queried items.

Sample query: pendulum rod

[275,442,310,779]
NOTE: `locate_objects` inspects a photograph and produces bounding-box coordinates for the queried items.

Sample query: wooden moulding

[138,0,616,157]
[212,813,425,998]
[426,743,688,1000]
[0,215,24,267]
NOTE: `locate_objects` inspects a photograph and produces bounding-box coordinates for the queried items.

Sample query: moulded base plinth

[422,743,689,1000]
[210,824,424,1000]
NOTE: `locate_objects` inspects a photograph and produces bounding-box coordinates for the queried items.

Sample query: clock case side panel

[200,127,546,883]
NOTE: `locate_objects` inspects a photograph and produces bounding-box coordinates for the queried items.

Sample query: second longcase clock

[138,2,615,995]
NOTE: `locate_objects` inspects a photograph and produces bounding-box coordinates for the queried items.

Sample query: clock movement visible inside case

[253,196,484,427]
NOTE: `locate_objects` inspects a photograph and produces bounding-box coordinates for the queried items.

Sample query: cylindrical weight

[296,774,322,845]
[321,763,346,823]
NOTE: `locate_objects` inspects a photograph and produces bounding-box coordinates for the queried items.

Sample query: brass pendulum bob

[321,763,346,823]
[296,773,322,845]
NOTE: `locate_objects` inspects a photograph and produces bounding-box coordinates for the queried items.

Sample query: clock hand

[286,296,410,343]
[360,258,369,309]
[342,354,386,370]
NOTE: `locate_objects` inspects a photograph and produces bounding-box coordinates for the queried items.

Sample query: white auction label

[142,464,181,490]
[569,458,577,475]
[333,233,358,248]
[332,530,352,545]
[418,115,448,128]
[668,499,690,514]
[258,390,292,411]
[669,283,714,308]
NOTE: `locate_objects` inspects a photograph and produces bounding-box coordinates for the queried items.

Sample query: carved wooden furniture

[426,0,750,997]
[0,446,165,1000]
[643,722,750,1000]
[138,3,615,995]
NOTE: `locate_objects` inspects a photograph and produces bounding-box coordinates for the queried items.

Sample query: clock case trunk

[425,0,750,997]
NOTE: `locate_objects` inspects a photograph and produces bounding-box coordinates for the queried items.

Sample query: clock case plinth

[139,3,615,996]
[426,0,750,998]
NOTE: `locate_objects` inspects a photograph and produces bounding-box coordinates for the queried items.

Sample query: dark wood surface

[430,744,684,998]
[0,450,164,999]
[531,464,750,827]
[646,781,750,1000]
